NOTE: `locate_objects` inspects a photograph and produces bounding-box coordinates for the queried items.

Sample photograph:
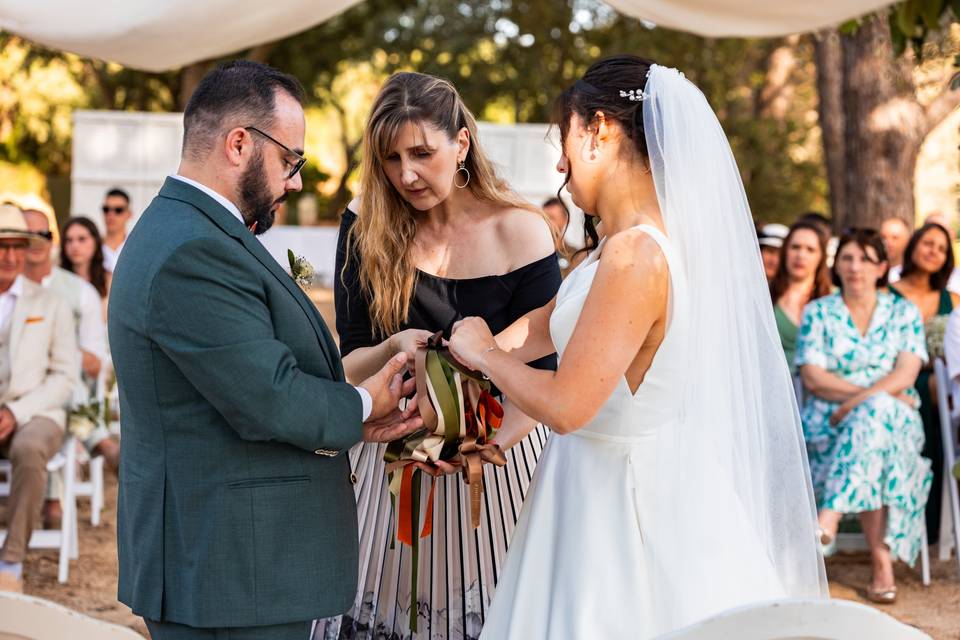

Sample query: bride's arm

[451,230,667,434]
[494,298,558,363]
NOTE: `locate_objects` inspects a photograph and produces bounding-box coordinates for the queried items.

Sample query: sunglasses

[102,205,127,215]
[245,126,306,180]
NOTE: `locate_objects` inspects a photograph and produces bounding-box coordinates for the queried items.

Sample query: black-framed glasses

[244,126,306,180]
[35,230,53,241]
[102,205,126,215]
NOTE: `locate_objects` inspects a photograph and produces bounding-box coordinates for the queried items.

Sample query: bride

[448,55,828,638]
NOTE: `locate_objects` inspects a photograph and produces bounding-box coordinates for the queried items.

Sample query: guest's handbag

[383,331,506,630]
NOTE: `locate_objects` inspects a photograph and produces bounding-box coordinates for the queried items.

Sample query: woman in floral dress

[797,228,932,604]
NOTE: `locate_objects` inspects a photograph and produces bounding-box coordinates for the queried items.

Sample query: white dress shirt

[102,240,125,273]
[169,175,372,421]
[0,274,24,336]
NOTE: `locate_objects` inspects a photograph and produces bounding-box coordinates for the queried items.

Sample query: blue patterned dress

[796,292,933,565]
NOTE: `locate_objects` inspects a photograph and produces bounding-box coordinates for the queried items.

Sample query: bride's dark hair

[553,54,657,253]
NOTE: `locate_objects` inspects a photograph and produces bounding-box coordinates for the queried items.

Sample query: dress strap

[939,287,953,315]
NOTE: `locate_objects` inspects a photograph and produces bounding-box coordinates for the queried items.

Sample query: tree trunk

[839,13,925,230]
[178,61,213,110]
[813,29,846,231]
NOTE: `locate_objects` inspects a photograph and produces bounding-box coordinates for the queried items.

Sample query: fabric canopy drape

[0,0,895,72]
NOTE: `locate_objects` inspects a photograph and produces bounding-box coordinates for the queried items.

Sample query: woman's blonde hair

[348,72,536,335]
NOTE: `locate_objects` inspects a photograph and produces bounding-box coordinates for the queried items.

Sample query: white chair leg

[90,456,104,527]
[940,472,954,561]
[921,520,931,587]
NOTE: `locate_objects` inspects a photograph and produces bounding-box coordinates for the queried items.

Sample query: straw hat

[0,203,44,246]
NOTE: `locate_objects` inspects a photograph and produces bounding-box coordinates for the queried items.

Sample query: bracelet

[481,345,499,357]
[479,345,500,378]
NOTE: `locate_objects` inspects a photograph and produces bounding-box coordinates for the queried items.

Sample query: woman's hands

[829,390,917,426]
[449,317,498,373]
[389,329,435,370]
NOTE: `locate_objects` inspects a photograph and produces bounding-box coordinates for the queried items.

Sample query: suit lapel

[157,178,344,380]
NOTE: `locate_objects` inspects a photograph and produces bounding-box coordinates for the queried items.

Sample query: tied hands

[359,352,423,443]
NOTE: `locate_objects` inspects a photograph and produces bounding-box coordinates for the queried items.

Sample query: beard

[238,148,286,236]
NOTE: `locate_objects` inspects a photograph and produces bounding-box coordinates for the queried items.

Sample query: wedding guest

[769,221,832,373]
[797,228,931,603]
[60,217,110,318]
[101,188,131,273]
[22,208,118,528]
[889,222,959,544]
[758,222,788,282]
[881,216,911,283]
[0,204,77,593]
[324,71,560,639]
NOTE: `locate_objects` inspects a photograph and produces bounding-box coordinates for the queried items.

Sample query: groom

[108,61,420,639]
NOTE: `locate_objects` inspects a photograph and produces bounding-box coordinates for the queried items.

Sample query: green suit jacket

[108,177,363,628]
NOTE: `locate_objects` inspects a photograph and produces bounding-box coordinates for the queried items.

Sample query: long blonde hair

[349,72,536,335]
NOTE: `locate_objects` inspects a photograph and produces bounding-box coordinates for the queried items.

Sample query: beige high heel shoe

[866,583,897,604]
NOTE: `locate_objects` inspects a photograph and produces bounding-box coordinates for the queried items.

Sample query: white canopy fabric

[0,0,894,72]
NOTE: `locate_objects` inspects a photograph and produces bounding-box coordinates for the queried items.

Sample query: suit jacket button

[350,473,358,485]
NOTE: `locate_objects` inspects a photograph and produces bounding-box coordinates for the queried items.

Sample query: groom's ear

[224,127,250,168]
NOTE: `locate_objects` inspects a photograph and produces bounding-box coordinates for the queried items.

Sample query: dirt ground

[7,471,960,640]
[9,291,960,638]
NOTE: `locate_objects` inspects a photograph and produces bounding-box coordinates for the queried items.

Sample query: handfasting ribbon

[383,331,508,632]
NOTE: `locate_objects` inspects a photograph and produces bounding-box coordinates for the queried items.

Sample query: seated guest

[100,187,132,273]
[797,228,931,604]
[881,216,911,283]
[889,222,960,544]
[0,204,77,593]
[769,220,832,373]
[757,222,788,283]
[22,208,119,526]
[60,217,110,319]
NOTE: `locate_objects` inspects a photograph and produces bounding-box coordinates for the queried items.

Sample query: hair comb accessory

[619,88,649,102]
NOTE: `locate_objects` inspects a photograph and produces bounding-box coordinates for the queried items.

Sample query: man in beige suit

[0,204,77,592]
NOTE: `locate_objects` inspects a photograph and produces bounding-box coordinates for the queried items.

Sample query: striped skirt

[312,424,550,640]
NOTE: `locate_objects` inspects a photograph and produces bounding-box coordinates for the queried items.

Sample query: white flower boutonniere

[287,249,315,290]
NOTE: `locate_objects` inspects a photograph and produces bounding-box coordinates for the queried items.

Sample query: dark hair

[541,197,563,209]
[796,211,832,238]
[60,217,108,297]
[831,228,889,290]
[554,54,657,254]
[104,188,129,204]
[182,60,305,160]
[770,221,833,304]
[900,222,955,290]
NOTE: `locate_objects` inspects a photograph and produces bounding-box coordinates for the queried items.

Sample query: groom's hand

[359,353,422,443]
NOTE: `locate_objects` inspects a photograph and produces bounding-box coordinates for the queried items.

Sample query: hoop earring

[454,160,471,189]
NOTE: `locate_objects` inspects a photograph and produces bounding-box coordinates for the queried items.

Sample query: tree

[814,7,960,231]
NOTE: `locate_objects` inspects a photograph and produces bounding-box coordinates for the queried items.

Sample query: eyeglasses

[244,126,306,180]
[35,231,53,241]
[102,205,127,215]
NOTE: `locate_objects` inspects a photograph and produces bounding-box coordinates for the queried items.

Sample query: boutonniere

[287,250,315,290]
[25,316,44,324]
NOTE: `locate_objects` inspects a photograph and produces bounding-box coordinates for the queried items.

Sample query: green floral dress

[796,292,933,565]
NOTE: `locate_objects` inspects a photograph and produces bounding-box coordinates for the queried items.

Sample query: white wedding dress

[480,225,674,638]
[481,225,786,639]
[482,63,828,639]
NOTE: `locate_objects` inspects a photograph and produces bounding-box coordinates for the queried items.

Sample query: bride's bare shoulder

[599,227,669,283]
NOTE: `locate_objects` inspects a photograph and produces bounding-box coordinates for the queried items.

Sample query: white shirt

[102,240,125,273]
[41,268,108,362]
[170,174,373,421]
[0,275,24,336]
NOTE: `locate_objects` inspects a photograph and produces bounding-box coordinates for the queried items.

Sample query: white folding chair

[0,591,142,639]
[71,369,109,526]
[932,358,960,578]
[658,598,931,640]
[0,435,79,583]
[793,375,931,586]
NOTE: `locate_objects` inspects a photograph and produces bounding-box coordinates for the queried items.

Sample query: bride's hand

[450,317,498,372]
